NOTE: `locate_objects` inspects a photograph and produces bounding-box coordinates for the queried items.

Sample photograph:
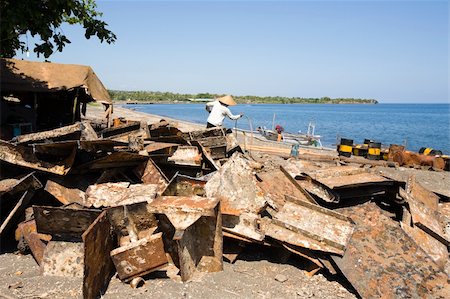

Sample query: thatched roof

[1,58,112,105]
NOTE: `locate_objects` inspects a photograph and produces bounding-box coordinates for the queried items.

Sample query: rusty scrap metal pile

[1,118,449,298]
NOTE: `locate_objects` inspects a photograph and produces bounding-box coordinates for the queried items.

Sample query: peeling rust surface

[205,153,267,214]
[332,202,450,299]
[45,179,85,205]
[167,146,202,166]
[148,196,219,217]
[41,241,84,277]
[85,182,158,208]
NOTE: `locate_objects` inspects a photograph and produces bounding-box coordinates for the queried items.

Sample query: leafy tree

[1,0,116,58]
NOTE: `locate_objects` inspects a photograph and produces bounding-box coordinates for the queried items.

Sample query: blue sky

[15,0,449,103]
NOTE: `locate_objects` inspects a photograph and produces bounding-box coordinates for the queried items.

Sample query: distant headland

[109,90,378,104]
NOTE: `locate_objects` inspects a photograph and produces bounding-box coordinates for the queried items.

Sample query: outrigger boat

[256,121,323,147]
[234,120,323,148]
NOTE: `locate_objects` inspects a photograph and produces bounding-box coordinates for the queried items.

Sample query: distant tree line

[108,90,378,104]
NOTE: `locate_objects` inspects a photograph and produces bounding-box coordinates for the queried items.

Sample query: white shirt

[206,100,241,126]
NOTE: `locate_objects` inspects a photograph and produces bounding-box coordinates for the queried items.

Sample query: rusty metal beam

[82,211,115,299]
[0,140,76,175]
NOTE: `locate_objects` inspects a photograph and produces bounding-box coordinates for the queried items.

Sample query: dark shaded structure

[1,58,112,140]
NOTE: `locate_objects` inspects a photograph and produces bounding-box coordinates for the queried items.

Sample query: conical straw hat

[217,95,236,106]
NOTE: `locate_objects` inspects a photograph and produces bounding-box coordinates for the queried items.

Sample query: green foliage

[108,90,378,104]
[1,0,116,58]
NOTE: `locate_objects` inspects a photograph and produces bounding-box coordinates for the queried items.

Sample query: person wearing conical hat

[205,95,243,128]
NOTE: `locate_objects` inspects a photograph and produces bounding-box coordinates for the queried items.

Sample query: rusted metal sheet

[110,232,168,282]
[301,166,396,202]
[11,122,83,145]
[45,179,86,205]
[134,159,168,195]
[85,182,158,208]
[82,211,115,299]
[34,206,101,241]
[0,172,42,196]
[73,151,149,173]
[0,140,76,175]
[162,174,207,197]
[401,207,448,268]
[263,196,354,255]
[332,202,450,299]
[167,146,202,166]
[41,241,84,277]
[256,166,316,209]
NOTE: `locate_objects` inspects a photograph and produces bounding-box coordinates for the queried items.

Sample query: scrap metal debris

[1,114,449,299]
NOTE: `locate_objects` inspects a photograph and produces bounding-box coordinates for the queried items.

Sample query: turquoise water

[125,103,450,154]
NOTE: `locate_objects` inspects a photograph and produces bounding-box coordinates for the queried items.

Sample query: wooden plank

[82,211,116,299]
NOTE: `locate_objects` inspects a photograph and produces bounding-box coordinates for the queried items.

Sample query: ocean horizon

[124,103,450,154]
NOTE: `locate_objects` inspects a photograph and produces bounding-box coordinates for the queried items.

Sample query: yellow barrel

[338,138,353,157]
[367,141,381,160]
[352,144,368,157]
[419,147,443,156]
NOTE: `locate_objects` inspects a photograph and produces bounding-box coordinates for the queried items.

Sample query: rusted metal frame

[0,140,77,175]
[194,141,220,171]
[280,166,317,204]
[270,218,346,253]
[82,210,116,299]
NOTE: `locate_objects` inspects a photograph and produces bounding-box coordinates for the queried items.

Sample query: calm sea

[125,103,450,154]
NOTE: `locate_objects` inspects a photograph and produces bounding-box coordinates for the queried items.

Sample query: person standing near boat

[205,95,243,128]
